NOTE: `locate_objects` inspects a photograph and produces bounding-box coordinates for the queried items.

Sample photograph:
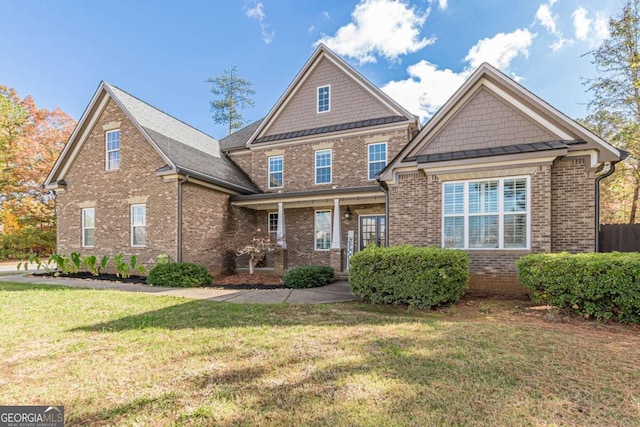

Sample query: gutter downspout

[595,162,615,252]
[377,179,390,247]
[177,174,189,262]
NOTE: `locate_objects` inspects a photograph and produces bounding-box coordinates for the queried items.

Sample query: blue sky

[0,0,620,139]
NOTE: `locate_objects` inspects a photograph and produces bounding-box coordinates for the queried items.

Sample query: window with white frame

[106,130,120,170]
[315,149,332,184]
[317,85,330,113]
[131,204,146,247]
[314,210,331,251]
[442,177,529,249]
[82,208,95,247]
[368,142,387,180]
[268,212,278,235]
[268,156,283,188]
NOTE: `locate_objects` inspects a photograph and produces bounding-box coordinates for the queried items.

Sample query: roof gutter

[595,162,616,252]
[177,174,189,262]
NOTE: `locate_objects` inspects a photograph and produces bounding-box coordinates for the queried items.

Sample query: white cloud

[535,0,570,52]
[572,7,592,41]
[382,61,469,119]
[465,29,534,69]
[536,3,557,33]
[594,12,609,39]
[315,0,434,64]
[322,11,331,20]
[383,28,533,121]
[245,1,275,44]
[438,0,448,10]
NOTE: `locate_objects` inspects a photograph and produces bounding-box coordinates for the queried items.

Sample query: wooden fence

[599,224,640,252]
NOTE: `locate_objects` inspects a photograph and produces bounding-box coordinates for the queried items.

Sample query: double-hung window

[106,130,120,170]
[443,177,529,249]
[268,212,278,235]
[314,210,331,251]
[317,85,330,113]
[268,156,283,188]
[82,208,95,247]
[131,204,146,247]
[368,142,387,180]
[315,149,332,184]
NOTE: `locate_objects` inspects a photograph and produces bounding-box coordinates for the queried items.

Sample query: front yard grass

[1,282,639,426]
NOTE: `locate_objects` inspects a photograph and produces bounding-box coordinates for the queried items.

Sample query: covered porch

[230,186,387,274]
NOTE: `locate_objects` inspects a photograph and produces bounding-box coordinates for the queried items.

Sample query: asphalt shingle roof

[106,83,258,194]
[220,119,264,151]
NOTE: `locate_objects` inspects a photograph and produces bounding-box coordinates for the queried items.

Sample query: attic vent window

[317,85,330,113]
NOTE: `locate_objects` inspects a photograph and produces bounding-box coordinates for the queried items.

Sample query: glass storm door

[359,215,386,249]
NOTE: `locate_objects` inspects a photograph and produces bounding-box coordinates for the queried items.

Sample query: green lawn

[1,282,639,426]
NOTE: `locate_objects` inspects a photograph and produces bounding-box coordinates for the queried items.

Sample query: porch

[230,186,387,274]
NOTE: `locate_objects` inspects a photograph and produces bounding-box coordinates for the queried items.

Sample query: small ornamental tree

[229,228,280,274]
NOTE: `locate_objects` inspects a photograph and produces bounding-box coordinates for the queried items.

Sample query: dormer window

[317,85,330,113]
[106,130,120,170]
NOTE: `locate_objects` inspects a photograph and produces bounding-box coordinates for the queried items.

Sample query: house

[45,45,624,294]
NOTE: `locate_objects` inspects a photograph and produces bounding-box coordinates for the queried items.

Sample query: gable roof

[380,63,624,182]
[45,82,258,194]
[246,44,418,147]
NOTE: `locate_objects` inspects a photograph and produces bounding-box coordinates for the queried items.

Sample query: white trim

[314,209,332,251]
[317,84,330,113]
[268,155,284,189]
[315,149,332,185]
[105,129,121,171]
[441,176,530,250]
[130,204,147,247]
[368,142,387,181]
[81,207,95,248]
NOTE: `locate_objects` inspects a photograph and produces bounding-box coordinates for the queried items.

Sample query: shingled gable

[245,44,418,147]
[380,62,623,183]
[45,82,258,194]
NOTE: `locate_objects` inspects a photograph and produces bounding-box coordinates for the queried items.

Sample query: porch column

[277,202,286,249]
[331,198,341,249]
[330,198,344,272]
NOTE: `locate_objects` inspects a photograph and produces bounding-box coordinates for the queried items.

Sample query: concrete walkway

[0,271,359,304]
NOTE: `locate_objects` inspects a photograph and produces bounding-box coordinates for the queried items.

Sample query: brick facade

[388,160,596,295]
[551,156,596,252]
[56,99,179,268]
[243,128,408,193]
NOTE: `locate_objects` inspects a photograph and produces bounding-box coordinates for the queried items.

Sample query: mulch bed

[213,273,286,290]
[31,271,147,285]
[30,271,287,290]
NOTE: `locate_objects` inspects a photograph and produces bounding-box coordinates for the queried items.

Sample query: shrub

[147,262,212,288]
[284,265,334,289]
[517,252,640,323]
[349,245,469,309]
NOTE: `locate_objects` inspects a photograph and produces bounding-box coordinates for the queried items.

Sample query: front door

[359,215,386,249]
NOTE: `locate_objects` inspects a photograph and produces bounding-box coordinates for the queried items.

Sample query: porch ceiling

[230,186,385,210]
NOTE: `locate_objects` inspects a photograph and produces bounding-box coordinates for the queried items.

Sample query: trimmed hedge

[284,265,334,289]
[517,252,640,323]
[146,262,212,288]
[349,245,469,308]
